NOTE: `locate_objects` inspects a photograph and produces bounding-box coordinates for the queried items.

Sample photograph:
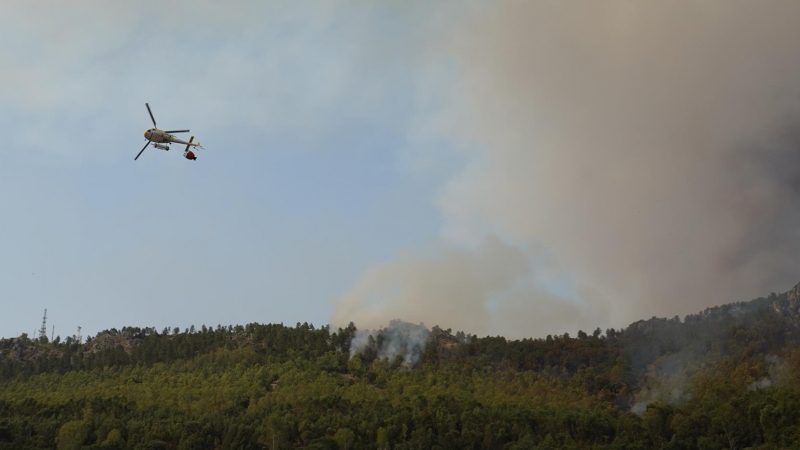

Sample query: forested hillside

[3,283,800,449]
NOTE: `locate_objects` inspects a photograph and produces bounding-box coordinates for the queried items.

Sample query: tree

[376,427,389,450]
[56,421,88,450]
[333,428,355,450]
[103,428,125,449]
[642,403,673,449]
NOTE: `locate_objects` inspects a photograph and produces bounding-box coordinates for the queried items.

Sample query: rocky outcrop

[771,282,800,323]
[787,282,800,302]
[0,338,53,361]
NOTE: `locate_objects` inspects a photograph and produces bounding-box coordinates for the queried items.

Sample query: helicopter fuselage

[143,128,196,146]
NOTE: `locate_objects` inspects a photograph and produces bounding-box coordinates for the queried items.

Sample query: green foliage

[333,428,355,450]
[57,420,89,450]
[2,288,800,449]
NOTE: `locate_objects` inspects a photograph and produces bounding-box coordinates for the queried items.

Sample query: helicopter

[135,103,203,161]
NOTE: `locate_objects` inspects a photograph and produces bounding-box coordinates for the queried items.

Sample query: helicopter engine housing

[153,143,169,151]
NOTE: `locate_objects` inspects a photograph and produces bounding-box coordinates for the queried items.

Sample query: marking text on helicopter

[135,103,203,161]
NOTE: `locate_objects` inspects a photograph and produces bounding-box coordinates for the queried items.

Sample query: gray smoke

[631,352,693,414]
[349,319,430,368]
[335,1,800,337]
[634,352,788,413]
[749,354,787,391]
[748,378,772,391]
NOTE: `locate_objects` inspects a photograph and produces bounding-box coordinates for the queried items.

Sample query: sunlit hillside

[3,284,800,449]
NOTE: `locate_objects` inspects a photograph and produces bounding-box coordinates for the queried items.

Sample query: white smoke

[749,354,787,390]
[349,319,430,368]
[748,378,772,391]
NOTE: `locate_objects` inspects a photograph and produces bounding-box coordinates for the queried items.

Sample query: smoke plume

[335,2,800,337]
[349,319,430,368]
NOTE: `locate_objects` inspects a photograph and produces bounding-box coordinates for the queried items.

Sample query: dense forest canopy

[3,284,800,449]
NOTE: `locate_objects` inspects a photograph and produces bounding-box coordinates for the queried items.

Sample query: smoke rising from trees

[334,1,800,337]
[348,319,430,368]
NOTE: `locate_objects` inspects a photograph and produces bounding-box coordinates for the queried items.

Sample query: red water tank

[185,150,196,160]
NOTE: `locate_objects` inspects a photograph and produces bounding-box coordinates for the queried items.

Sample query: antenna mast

[77,326,82,345]
[38,309,48,342]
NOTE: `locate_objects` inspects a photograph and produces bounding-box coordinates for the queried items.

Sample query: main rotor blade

[145,103,156,127]
[164,129,189,134]
[135,141,150,160]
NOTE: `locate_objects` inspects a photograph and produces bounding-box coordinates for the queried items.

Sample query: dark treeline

[2,287,800,449]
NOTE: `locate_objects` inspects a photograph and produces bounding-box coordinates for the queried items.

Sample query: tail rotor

[184,136,195,153]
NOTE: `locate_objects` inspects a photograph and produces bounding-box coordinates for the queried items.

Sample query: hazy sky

[4,1,800,341]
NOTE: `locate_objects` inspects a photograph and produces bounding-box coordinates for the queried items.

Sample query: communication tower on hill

[38,309,47,342]
[77,326,82,345]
